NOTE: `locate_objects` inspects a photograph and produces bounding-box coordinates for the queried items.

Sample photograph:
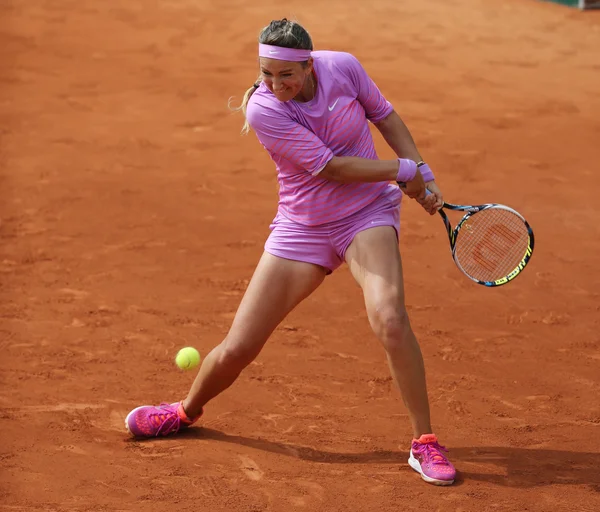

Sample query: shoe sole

[124,405,152,437]
[408,452,455,486]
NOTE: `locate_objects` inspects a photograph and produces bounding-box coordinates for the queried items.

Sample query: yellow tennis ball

[175,347,201,371]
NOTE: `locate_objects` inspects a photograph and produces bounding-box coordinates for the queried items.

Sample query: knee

[217,337,259,372]
[369,303,412,352]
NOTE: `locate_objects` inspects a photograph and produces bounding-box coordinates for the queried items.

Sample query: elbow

[374,110,397,130]
[319,157,343,181]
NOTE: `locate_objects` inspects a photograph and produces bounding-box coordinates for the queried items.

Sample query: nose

[272,78,285,92]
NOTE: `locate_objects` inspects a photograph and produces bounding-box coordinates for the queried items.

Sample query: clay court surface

[1,0,599,510]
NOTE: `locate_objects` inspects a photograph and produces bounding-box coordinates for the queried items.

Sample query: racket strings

[454,208,530,282]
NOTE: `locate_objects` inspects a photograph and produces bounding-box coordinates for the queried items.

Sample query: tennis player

[125,18,456,486]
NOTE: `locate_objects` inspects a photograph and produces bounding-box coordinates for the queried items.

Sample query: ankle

[178,401,202,423]
[413,433,437,443]
[412,425,434,440]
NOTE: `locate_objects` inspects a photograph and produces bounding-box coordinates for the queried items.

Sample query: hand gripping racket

[422,190,535,287]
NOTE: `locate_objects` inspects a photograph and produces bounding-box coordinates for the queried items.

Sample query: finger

[422,199,435,215]
[414,190,426,200]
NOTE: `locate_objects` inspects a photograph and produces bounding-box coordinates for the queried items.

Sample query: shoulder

[312,50,363,73]
[246,84,291,129]
[312,51,368,90]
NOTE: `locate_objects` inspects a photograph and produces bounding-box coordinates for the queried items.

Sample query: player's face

[259,58,312,102]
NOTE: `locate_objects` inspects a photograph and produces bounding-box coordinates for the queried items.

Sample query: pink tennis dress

[246,51,402,272]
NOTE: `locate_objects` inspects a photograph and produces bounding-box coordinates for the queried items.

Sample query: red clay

[1,1,599,511]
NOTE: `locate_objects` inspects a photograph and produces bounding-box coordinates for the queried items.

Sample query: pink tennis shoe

[125,402,201,438]
[126,406,456,486]
[408,434,456,485]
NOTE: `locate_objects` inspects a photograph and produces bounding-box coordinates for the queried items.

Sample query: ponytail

[229,80,261,135]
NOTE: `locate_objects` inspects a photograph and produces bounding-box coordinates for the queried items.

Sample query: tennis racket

[421,189,535,287]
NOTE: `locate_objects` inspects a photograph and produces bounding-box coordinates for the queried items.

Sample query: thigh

[265,213,343,274]
[344,226,406,311]
[225,251,326,355]
[333,184,401,266]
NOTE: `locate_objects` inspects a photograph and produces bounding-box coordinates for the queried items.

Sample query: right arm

[320,156,426,199]
[319,157,398,183]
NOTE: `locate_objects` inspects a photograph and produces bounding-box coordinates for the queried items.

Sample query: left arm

[373,110,422,163]
[374,110,443,214]
[341,52,442,213]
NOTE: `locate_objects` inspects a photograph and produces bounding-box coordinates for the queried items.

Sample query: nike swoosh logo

[328,98,340,111]
[268,50,279,54]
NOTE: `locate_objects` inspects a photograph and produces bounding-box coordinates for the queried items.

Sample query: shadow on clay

[171,427,600,489]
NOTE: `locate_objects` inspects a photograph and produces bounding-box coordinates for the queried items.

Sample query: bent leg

[182,252,326,417]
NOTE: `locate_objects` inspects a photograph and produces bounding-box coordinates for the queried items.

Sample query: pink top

[246,51,394,226]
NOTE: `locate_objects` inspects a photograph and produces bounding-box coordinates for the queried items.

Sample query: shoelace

[149,403,181,436]
[413,441,450,466]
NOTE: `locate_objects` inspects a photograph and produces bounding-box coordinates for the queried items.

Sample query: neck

[295,72,316,103]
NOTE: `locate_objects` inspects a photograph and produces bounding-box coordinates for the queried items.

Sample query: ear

[305,57,314,74]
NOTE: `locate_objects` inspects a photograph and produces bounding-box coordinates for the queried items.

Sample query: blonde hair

[229,18,313,135]
[229,81,261,135]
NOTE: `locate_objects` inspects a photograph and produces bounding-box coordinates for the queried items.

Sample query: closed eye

[261,70,293,78]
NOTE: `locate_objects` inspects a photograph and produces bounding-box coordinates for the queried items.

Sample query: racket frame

[438,201,535,287]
